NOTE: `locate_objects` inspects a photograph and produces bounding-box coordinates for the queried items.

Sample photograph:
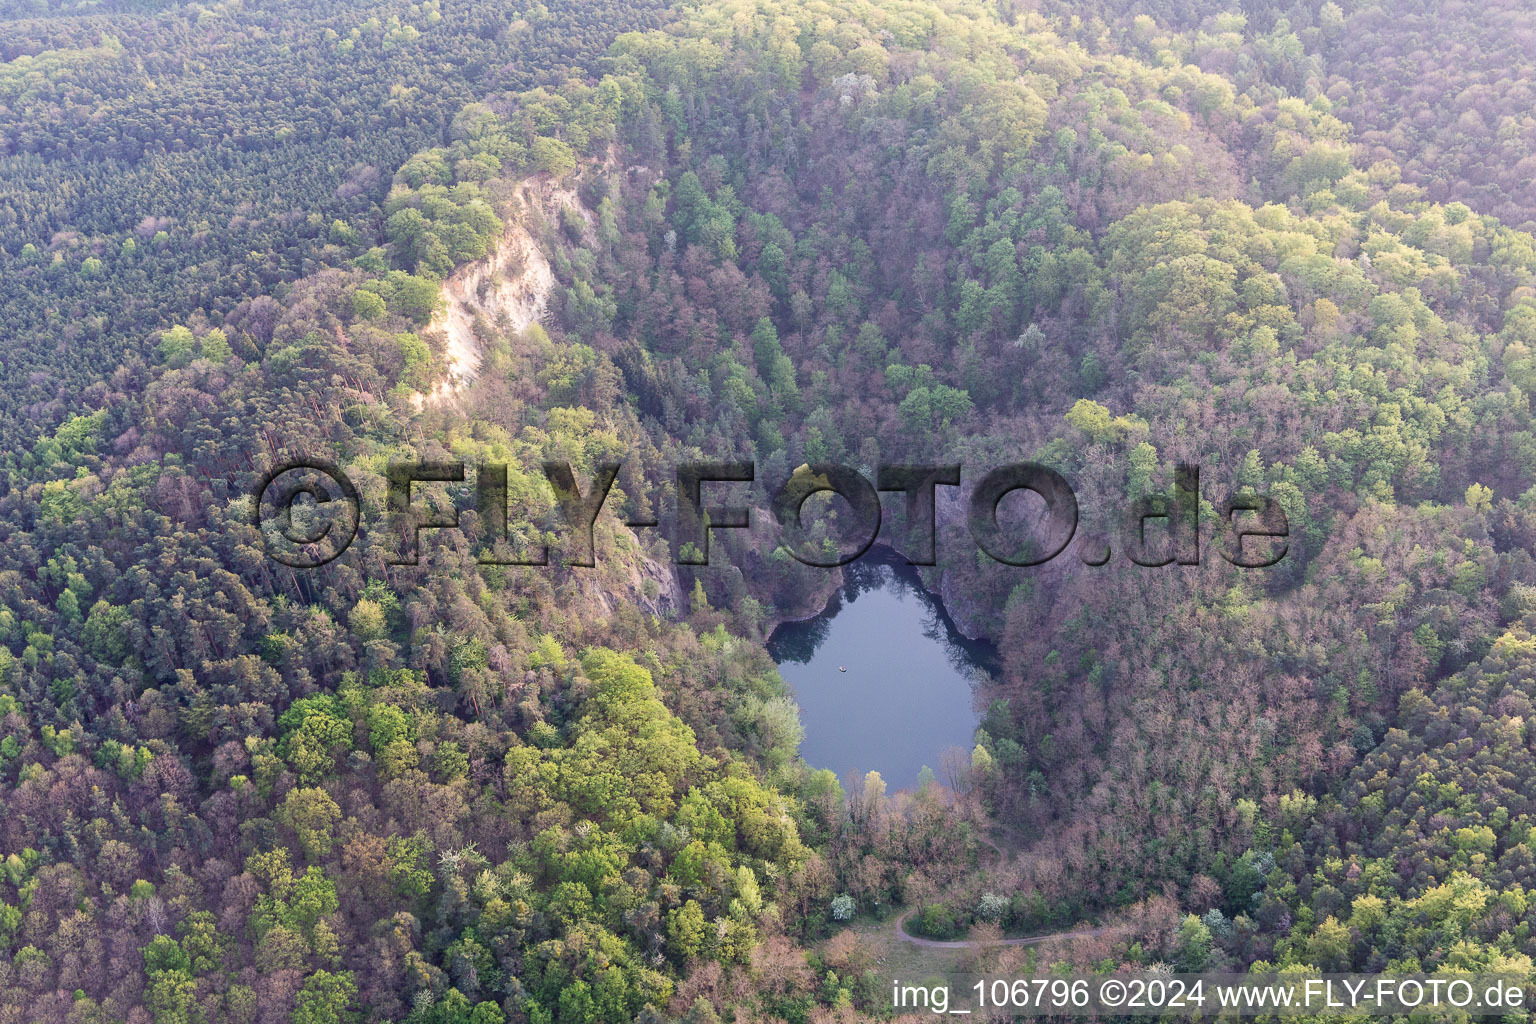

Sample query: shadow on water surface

[766,548,998,790]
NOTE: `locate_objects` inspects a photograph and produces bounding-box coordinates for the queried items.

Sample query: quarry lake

[767,551,997,791]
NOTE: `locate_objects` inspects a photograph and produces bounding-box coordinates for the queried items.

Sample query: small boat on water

[838,666,846,672]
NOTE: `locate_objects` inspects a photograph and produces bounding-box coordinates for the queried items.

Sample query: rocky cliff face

[407,169,686,619]
[415,175,589,406]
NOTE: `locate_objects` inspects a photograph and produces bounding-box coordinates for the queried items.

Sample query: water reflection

[767,549,997,790]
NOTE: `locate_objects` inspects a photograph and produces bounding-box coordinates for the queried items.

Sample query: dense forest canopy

[5,0,1536,1022]
[1037,0,1536,231]
[0,0,670,454]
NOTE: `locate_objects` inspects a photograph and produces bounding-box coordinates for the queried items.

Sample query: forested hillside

[0,0,668,453]
[5,0,1536,1021]
[1040,0,1536,230]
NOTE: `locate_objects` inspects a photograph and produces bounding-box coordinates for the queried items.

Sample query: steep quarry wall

[408,170,682,617]
[416,175,588,405]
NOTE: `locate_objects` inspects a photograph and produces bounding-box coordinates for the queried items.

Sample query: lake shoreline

[766,547,999,790]
[763,541,995,642]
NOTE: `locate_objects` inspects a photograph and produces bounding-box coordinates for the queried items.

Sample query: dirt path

[889,829,1105,949]
[893,907,1106,949]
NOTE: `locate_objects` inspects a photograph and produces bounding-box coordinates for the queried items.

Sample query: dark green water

[767,551,997,791]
